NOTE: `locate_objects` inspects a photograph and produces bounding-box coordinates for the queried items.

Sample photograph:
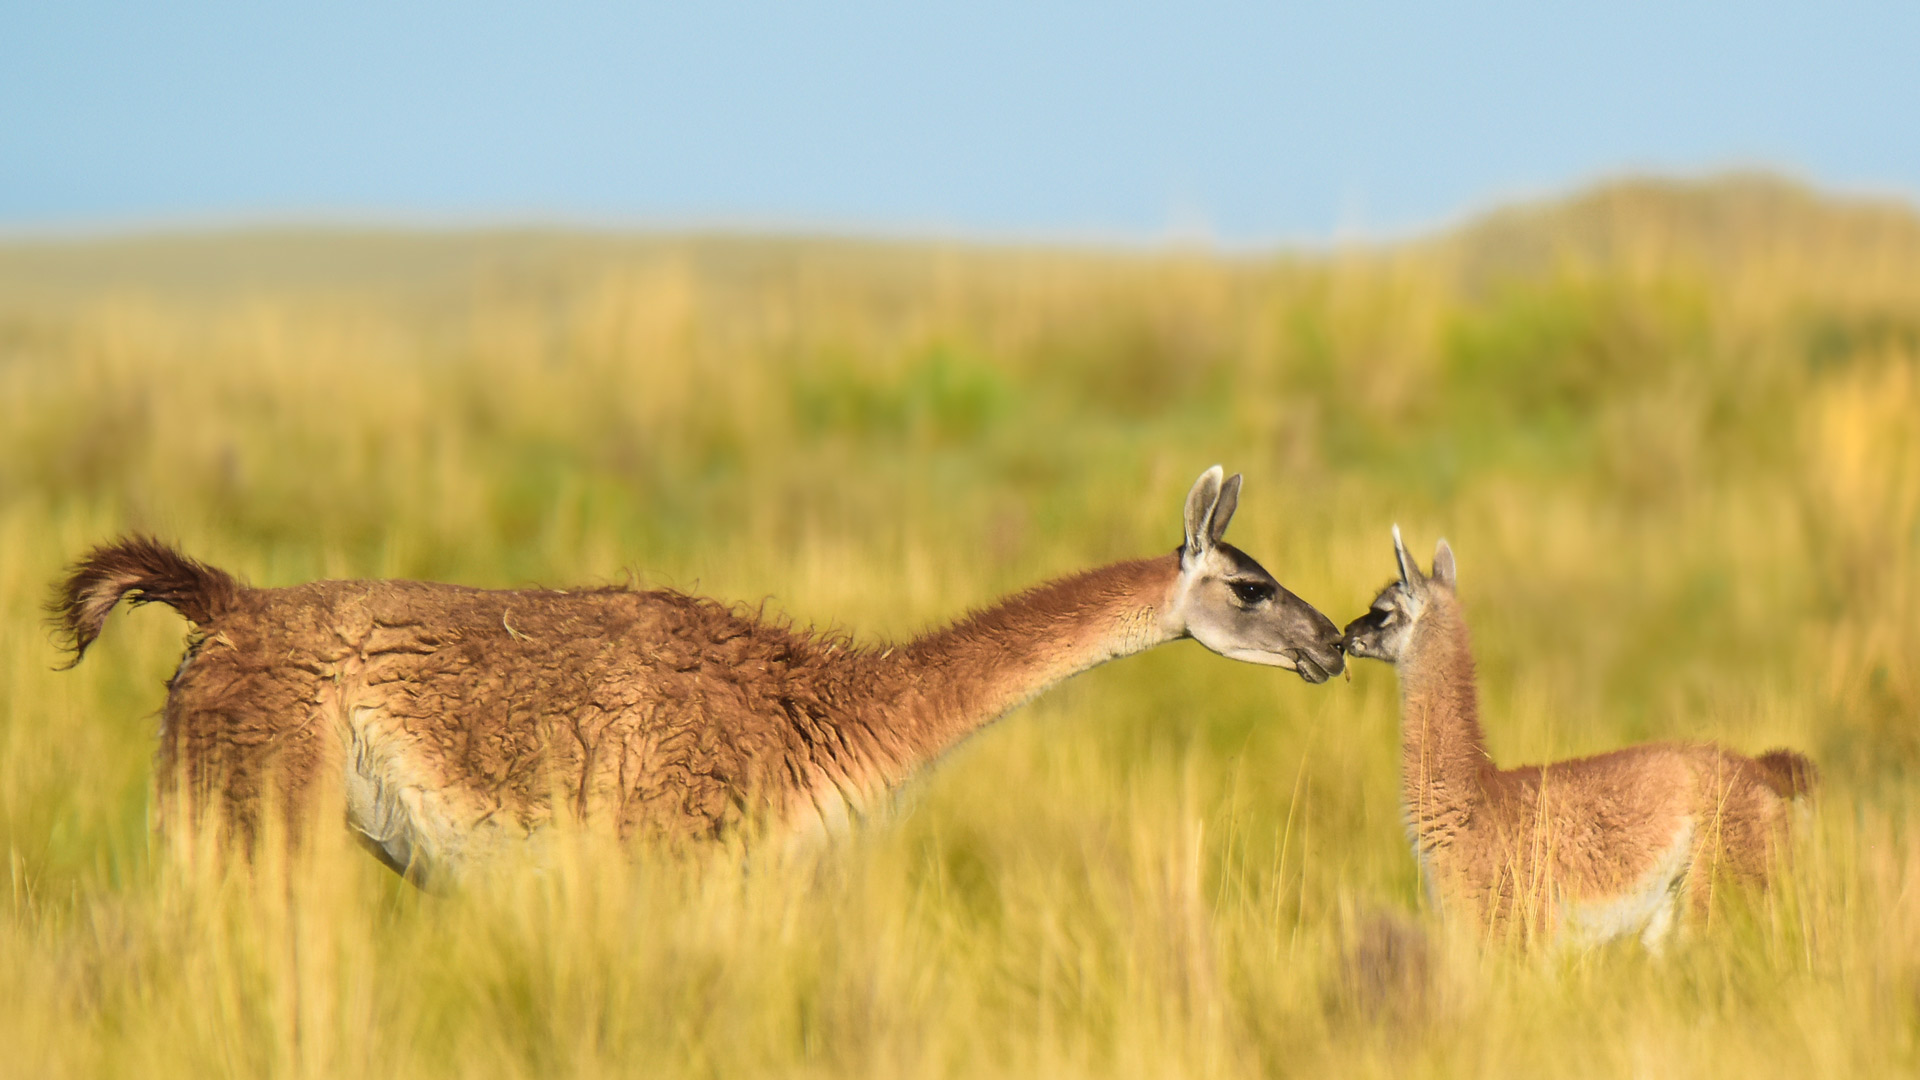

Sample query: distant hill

[2,175,1917,309]
[1439,174,1920,286]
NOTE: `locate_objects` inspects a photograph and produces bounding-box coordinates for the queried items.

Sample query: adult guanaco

[56,467,1344,882]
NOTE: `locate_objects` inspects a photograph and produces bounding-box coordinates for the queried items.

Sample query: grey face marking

[1218,543,1283,608]
[1340,581,1420,663]
[1176,540,1346,683]
[1171,466,1345,683]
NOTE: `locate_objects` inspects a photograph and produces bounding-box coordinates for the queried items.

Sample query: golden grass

[3,176,1919,1076]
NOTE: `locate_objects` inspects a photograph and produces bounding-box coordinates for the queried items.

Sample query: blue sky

[3,2,1915,243]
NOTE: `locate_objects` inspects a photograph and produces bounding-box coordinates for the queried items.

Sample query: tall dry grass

[2,176,1918,1077]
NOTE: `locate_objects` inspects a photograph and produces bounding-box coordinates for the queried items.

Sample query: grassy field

[2,175,1918,1077]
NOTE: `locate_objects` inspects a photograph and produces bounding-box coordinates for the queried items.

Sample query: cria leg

[1639,877,1684,954]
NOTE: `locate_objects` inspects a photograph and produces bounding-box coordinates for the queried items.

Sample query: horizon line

[7,169,1913,256]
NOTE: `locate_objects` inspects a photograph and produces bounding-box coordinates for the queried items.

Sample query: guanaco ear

[1208,472,1242,545]
[1391,524,1426,589]
[1432,538,1456,590]
[1183,465,1226,561]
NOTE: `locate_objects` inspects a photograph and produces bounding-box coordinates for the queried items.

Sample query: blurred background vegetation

[2,175,1917,1077]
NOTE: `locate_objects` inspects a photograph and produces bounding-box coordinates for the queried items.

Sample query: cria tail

[1755,748,1819,800]
[52,536,241,665]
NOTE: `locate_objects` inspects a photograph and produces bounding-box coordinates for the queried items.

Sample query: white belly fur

[1559,818,1695,950]
[342,707,502,881]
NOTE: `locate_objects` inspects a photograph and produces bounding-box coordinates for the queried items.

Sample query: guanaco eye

[1229,579,1275,605]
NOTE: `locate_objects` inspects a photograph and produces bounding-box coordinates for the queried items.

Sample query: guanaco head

[1340,526,1456,665]
[1169,466,1345,683]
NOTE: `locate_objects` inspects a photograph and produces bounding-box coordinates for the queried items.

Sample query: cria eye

[1229,580,1275,605]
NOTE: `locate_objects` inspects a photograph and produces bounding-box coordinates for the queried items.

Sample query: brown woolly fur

[54,471,1343,881]
[1342,535,1816,951]
[52,535,239,666]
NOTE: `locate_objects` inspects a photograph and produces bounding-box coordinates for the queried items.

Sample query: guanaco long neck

[857,555,1181,781]
[1397,592,1493,858]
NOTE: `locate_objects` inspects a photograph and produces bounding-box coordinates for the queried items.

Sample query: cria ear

[1183,465,1226,560]
[1392,524,1426,589]
[1208,472,1242,545]
[1432,538,1456,590]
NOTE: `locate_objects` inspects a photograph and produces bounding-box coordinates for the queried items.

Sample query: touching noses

[1294,606,1347,683]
